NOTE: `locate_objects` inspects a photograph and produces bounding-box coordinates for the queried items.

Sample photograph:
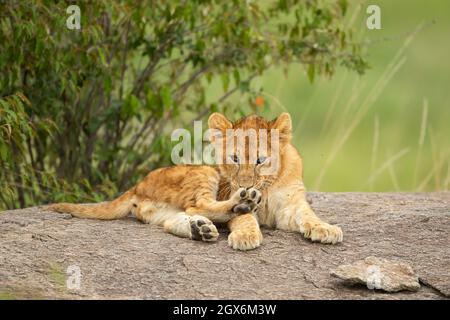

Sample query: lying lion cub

[48,112,342,250]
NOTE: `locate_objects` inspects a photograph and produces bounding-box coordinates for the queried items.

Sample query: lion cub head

[208,112,292,191]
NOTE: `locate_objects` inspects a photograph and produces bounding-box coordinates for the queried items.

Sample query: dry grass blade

[365,148,410,187]
[413,99,428,188]
[370,115,380,191]
[312,22,426,190]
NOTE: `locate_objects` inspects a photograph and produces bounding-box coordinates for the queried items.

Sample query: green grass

[0,291,17,300]
[0,262,65,299]
[47,262,66,290]
[0,287,45,300]
[206,0,450,192]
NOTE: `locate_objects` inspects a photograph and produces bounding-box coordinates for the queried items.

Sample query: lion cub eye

[230,155,240,164]
[256,156,267,165]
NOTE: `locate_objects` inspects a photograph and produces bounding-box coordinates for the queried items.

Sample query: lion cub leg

[133,200,157,224]
[227,213,263,251]
[187,187,262,223]
[134,200,219,242]
[271,186,343,244]
[163,213,219,242]
[294,200,343,244]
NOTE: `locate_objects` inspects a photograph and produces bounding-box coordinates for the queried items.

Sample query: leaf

[129,95,140,114]
[221,73,230,92]
[0,143,8,161]
[160,86,172,110]
[146,90,155,111]
[307,63,315,83]
[97,47,108,67]
[121,94,140,117]
[233,70,240,86]
[239,80,250,92]
[210,103,218,113]
[338,0,348,16]
[104,75,112,94]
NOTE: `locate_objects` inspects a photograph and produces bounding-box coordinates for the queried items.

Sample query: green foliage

[0,291,17,300]
[47,262,66,291]
[0,0,366,209]
[0,93,118,208]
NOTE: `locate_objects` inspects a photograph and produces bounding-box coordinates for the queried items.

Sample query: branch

[131,21,182,97]
[193,72,257,122]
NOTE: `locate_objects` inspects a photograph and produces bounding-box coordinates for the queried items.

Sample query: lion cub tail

[46,189,136,220]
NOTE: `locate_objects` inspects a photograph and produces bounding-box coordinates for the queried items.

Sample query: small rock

[420,216,430,223]
[330,256,420,292]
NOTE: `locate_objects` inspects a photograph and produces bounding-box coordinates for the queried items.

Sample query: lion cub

[49,165,260,242]
[49,112,343,250]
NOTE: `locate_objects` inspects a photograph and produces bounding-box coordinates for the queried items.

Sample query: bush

[0,0,367,210]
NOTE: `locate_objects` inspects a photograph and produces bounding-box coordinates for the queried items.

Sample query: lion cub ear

[208,112,233,132]
[270,112,292,144]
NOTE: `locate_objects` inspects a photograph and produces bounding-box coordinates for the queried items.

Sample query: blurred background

[1,0,449,210]
[222,0,450,192]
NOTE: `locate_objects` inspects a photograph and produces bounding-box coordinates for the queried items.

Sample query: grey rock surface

[330,256,420,292]
[0,192,449,299]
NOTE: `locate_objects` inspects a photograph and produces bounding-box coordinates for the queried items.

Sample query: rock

[331,256,420,292]
[1,192,449,299]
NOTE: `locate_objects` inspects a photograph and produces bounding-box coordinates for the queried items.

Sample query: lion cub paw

[231,187,262,214]
[189,216,219,242]
[228,229,263,251]
[300,221,343,244]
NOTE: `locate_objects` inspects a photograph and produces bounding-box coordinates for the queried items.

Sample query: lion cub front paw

[300,221,343,244]
[228,229,263,251]
[231,187,262,214]
[189,216,219,242]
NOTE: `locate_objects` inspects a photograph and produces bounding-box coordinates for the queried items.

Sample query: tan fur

[210,112,343,249]
[47,112,343,249]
